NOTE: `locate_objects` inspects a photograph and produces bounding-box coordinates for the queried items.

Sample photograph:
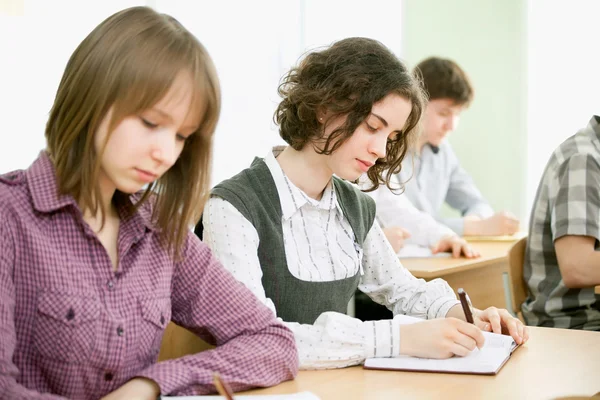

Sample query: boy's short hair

[415,57,474,106]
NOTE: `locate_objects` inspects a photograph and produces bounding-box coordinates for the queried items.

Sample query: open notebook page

[397,244,452,259]
[163,391,320,400]
[364,330,517,375]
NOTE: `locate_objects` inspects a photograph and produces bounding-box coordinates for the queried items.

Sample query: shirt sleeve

[551,153,600,241]
[358,221,460,319]
[368,184,456,247]
[0,210,67,399]
[203,197,409,370]
[443,145,494,234]
[136,230,298,395]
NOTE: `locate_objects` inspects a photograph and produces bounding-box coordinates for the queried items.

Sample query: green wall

[402,0,529,223]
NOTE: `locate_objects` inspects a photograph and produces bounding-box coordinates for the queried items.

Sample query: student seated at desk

[383,57,519,237]
[523,115,600,330]
[200,38,528,370]
[0,7,297,399]
[365,182,479,257]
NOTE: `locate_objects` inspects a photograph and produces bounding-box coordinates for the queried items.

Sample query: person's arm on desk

[135,234,298,395]
[362,223,488,359]
[463,212,520,236]
[203,197,401,370]
[555,235,600,288]
[373,188,477,257]
[431,235,479,258]
[441,146,519,237]
[205,200,482,366]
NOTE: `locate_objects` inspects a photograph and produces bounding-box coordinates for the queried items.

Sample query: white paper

[364,331,516,374]
[163,391,320,400]
[397,244,452,259]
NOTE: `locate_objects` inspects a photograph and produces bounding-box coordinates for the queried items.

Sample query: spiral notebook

[364,330,519,375]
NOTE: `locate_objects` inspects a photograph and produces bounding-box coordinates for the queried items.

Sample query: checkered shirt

[0,152,297,399]
[522,116,600,330]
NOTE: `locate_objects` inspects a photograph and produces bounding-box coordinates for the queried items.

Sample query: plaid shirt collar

[25,151,153,232]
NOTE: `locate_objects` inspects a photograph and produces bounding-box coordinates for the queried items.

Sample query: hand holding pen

[457,288,529,345]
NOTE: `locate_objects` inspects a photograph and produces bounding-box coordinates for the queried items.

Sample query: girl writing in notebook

[201,37,529,369]
[0,7,297,399]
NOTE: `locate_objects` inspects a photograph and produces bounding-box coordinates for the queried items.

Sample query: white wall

[401,0,529,224]
[526,0,600,218]
[1,0,403,189]
[149,0,404,186]
[0,0,145,174]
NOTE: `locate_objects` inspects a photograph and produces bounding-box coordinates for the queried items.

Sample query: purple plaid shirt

[0,152,298,399]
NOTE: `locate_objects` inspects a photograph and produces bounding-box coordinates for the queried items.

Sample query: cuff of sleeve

[364,319,398,359]
[554,222,600,242]
[429,298,461,320]
[137,362,204,396]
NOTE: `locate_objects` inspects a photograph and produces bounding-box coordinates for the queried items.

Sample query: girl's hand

[399,318,486,359]
[100,378,160,400]
[474,307,529,345]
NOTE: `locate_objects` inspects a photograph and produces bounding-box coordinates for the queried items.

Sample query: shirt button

[104,372,113,381]
[66,308,75,321]
[160,315,165,325]
[107,280,114,290]
[116,326,124,337]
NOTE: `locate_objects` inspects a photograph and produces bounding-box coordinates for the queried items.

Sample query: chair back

[508,236,528,317]
[158,323,214,361]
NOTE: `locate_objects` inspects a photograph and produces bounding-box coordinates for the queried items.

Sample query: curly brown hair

[415,57,474,106]
[274,37,426,192]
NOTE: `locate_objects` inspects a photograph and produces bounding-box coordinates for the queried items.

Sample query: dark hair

[415,56,474,106]
[274,37,426,192]
[46,6,221,259]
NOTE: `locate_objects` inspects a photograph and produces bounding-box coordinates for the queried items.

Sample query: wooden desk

[596,286,600,295]
[243,327,600,400]
[402,241,515,310]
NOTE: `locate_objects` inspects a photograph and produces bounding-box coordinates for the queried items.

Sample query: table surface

[243,326,600,400]
[401,241,514,279]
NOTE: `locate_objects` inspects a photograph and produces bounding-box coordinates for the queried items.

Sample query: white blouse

[364,175,456,248]
[203,148,459,369]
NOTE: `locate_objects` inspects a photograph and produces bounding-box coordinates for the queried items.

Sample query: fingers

[462,243,473,258]
[455,320,486,349]
[449,342,474,357]
[431,238,449,254]
[516,320,525,344]
[400,227,411,239]
[452,241,461,258]
[452,330,478,354]
[479,307,528,345]
[498,309,523,344]
[521,324,530,343]
[482,307,503,334]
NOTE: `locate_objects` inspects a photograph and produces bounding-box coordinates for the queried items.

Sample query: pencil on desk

[213,372,235,400]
